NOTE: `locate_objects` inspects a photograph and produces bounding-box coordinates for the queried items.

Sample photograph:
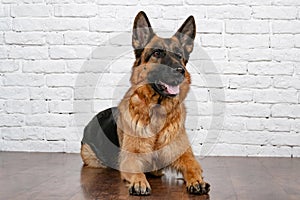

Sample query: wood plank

[0,152,299,200]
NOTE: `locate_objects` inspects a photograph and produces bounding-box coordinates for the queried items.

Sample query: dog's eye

[175,52,182,59]
[152,49,163,58]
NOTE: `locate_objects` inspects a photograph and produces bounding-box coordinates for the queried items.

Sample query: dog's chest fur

[117,85,185,152]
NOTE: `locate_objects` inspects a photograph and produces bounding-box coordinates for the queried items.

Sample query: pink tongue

[165,84,179,95]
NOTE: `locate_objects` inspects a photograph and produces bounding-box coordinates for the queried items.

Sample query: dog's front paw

[187,180,210,195]
[129,180,151,196]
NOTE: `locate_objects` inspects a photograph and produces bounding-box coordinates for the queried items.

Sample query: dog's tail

[81,107,120,168]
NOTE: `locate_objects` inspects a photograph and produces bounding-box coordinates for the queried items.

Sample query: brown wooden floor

[0,152,299,200]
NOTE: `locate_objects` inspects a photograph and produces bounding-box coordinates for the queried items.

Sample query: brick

[92,46,130,59]
[186,0,229,5]
[5,100,47,114]
[228,0,273,5]
[31,100,48,114]
[273,0,300,6]
[93,86,118,100]
[92,100,116,113]
[264,118,291,132]
[66,60,111,73]
[54,5,97,17]
[45,127,80,141]
[272,20,300,34]
[0,5,9,17]
[1,127,25,140]
[207,6,251,19]
[246,118,266,131]
[23,60,66,73]
[64,31,108,45]
[4,73,44,86]
[96,73,129,87]
[254,89,298,103]
[117,6,163,19]
[164,7,205,20]
[48,101,74,113]
[98,6,117,18]
[49,45,91,59]
[185,102,225,116]
[229,75,272,89]
[74,87,96,100]
[225,34,269,48]
[210,89,252,102]
[5,32,46,45]
[252,6,297,19]
[201,34,223,47]
[96,0,138,5]
[90,18,131,32]
[73,73,100,87]
[0,87,29,100]
[24,127,45,140]
[45,0,71,3]
[0,46,8,58]
[273,76,300,89]
[196,20,223,33]
[247,62,294,75]
[222,117,246,131]
[5,100,27,114]
[271,34,295,48]
[13,18,46,32]
[291,119,300,132]
[9,46,48,59]
[0,100,4,113]
[46,18,89,31]
[191,47,226,60]
[195,61,247,75]
[0,60,19,72]
[229,48,272,61]
[11,5,51,17]
[140,0,182,5]
[0,114,24,126]
[270,133,300,146]
[46,74,76,87]
[227,103,270,117]
[29,87,73,100]
[188,87,209,102]
[219,131,270,145]
[226,20,269,34]
[109,58,133,73]
[0,18,11,31]
[65,142,81,153]
[272,49,300,62]
[295,35,300,48]
[272,104,300,118]
[46,32,64,45]
[73,100,92,113]
[26,114,70,127]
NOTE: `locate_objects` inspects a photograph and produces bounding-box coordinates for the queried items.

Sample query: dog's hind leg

[80,143,106,168]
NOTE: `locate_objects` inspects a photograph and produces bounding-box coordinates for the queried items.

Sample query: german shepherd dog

[81,11,210,196]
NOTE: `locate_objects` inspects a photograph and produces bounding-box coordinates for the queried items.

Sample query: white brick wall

[0,0,299,157]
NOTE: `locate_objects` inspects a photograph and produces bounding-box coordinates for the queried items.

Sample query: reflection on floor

[0,152,299,200]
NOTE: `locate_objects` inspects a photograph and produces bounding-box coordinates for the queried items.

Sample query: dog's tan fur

[81,11,209,195]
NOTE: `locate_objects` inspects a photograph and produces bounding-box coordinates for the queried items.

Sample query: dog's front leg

[119,150,152,196]
[172,148,210,195]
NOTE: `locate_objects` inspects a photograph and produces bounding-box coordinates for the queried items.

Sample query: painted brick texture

[0,0,299,157]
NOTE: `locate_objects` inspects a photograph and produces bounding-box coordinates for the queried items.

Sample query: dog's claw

[187,181,210,195]
[129,182,151,196]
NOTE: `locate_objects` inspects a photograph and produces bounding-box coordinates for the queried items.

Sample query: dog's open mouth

[153,81,180,97]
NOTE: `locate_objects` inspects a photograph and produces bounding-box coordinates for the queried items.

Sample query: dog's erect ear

[132,11,154,50]
[174,16,196,56]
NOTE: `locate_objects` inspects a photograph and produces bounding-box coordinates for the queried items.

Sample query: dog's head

[130,11,195,99]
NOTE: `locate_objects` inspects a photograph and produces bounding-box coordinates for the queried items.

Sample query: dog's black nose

[176,67,185,75]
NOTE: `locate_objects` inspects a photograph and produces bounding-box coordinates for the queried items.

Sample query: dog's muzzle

[148,65,185,97]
